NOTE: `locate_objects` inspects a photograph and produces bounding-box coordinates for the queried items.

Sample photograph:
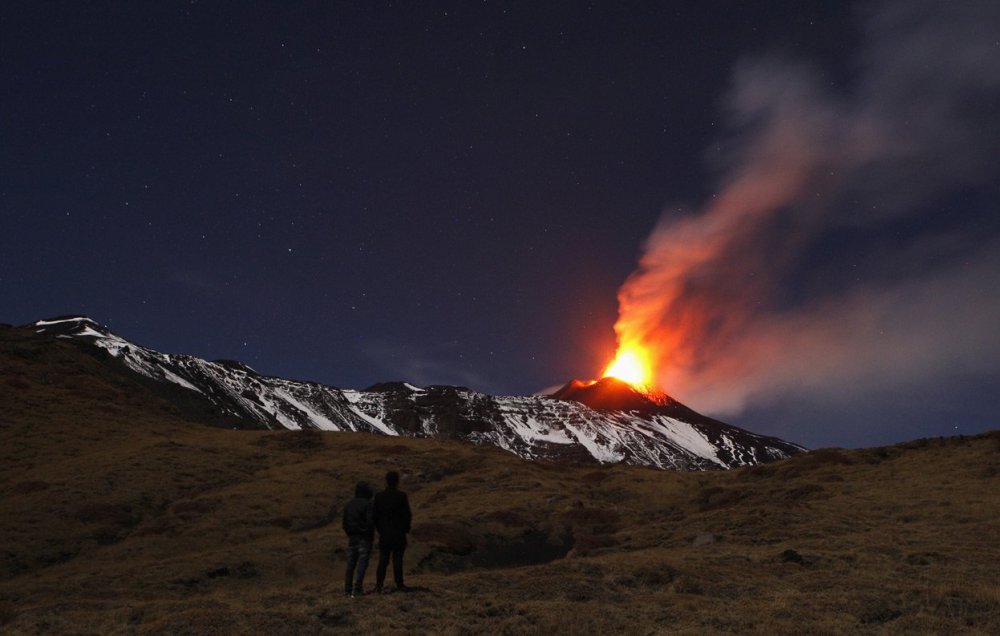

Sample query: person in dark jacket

[342,481,374,597]
[373,470,412,592]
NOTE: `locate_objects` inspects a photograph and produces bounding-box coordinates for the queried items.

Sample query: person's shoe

[352,587,364,597]
[373,586,383,594]
[395,584,411,593]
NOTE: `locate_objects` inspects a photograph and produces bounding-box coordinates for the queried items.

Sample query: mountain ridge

[21,315,805,470]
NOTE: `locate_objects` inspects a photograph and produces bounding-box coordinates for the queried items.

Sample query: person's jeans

[375,543,406,589]
[345,535,372,594]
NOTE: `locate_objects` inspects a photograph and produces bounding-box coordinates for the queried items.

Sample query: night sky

[3,1,998,449]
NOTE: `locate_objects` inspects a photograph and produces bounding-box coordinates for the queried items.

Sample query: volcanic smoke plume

[612,0,1000,417]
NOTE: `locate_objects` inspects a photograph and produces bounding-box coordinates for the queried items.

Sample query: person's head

[355,481,373,499]
[385,470,400,489]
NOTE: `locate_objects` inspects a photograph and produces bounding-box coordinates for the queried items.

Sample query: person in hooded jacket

[342,481,374,597]
[373,470,412,592]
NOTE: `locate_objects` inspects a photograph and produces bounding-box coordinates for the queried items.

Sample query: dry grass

[1,326,999,634]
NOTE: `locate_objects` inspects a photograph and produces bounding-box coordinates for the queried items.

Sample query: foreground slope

[26,317,803,469]
[1,324,998,634]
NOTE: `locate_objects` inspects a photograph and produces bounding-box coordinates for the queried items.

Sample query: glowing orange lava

[602,345,653,389]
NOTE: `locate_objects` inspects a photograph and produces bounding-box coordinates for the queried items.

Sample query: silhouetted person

[373,470,412,592]
[342,481,374,597]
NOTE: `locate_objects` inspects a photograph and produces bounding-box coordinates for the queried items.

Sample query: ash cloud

[617,0,1000,432]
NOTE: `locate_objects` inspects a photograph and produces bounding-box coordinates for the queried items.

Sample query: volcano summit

[21,316,804,470]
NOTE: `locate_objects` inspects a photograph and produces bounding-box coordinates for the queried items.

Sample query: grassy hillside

[1,326,998,634]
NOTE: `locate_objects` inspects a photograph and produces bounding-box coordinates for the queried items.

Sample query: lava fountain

[601,343,654,392]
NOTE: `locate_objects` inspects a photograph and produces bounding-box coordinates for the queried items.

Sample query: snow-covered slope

[30,316,805,470]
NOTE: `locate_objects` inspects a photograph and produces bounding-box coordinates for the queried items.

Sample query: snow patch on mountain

[647,416,728,468]
[162,368,202,393]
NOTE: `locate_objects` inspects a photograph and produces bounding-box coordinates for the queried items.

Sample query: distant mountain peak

[212,359,259,375]
[363,381,426,393]
[33,315,99,326]
[32,315,111,338]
